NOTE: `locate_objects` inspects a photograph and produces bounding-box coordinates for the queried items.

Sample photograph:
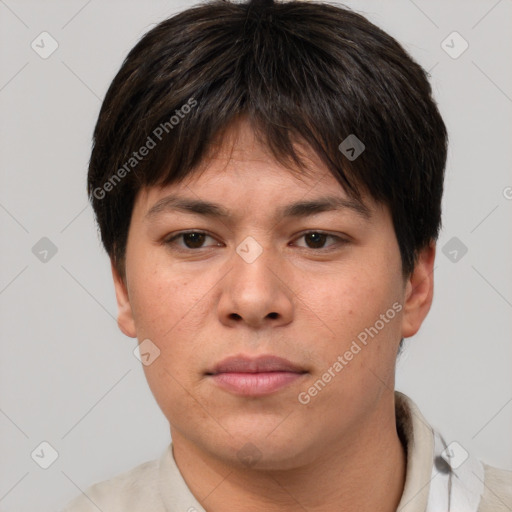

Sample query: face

[112,119,434,470]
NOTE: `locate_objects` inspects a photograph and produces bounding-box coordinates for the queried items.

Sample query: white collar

[395,391,484,512]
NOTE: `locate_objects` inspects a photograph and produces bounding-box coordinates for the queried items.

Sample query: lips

[206,355,307,396]
[207,355,305,375]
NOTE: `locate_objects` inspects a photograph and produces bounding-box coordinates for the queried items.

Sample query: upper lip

[207,355,306,375]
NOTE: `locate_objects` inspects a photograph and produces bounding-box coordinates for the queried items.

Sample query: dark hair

[88,0,447,281]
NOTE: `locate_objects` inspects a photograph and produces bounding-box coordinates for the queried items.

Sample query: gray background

[0,0,511,510]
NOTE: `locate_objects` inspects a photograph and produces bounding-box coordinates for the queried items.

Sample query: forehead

[136,118,375,217]
[183,118,328,187]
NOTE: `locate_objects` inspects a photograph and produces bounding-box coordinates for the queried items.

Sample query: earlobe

[110,259,137,338]
[401,243,436,339]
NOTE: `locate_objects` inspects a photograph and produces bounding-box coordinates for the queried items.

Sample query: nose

[217,246,294,329]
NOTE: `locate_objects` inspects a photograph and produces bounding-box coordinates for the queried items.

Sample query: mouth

[206,355,308,397]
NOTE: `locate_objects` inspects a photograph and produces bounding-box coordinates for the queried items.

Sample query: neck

[171,392,406,512]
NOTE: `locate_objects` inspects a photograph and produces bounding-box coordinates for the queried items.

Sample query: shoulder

[61,457,163,512]
[478,463,512,511]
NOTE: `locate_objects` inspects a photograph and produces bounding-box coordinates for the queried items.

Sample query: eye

[164,231,222,250]
[293,231,346,250]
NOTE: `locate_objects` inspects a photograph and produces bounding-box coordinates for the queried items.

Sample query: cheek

[128,254,203,339]
[299,265,389,328]
[130,267,211,413]
[298,259,403,362]
[127,259,217,379]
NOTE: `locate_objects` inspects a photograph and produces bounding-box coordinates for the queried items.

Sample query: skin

[112,118,435,512]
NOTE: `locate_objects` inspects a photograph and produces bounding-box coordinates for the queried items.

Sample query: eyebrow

[145,194,371,221]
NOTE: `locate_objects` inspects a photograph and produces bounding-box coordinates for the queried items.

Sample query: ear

[401,243,436,338]
[111,259,137,338]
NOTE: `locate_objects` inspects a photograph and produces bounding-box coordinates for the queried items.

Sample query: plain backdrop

[0,0,511,510]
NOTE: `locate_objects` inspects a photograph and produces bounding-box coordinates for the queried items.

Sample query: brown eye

[182,232,206,248]
[164,231,220,251]
[304,232,329,249]
[292,231,349,251]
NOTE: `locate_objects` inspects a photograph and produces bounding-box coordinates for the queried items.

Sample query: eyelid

[164,230,222,248]
[164,229,349,251]
[291,230,349,249]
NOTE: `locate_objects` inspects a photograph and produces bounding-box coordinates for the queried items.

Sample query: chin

[206,425,317,471]
[219,442,312,472]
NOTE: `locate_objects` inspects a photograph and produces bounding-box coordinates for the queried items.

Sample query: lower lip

[210,371,305,396]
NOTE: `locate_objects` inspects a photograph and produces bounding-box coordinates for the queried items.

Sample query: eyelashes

[163,230,349,252]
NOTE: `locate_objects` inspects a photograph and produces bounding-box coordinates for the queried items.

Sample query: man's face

[113,120,430,469]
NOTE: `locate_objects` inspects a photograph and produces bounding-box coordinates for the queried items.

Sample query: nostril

[228,312,278,320]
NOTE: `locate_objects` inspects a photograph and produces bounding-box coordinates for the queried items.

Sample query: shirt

[62,391,512,511]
